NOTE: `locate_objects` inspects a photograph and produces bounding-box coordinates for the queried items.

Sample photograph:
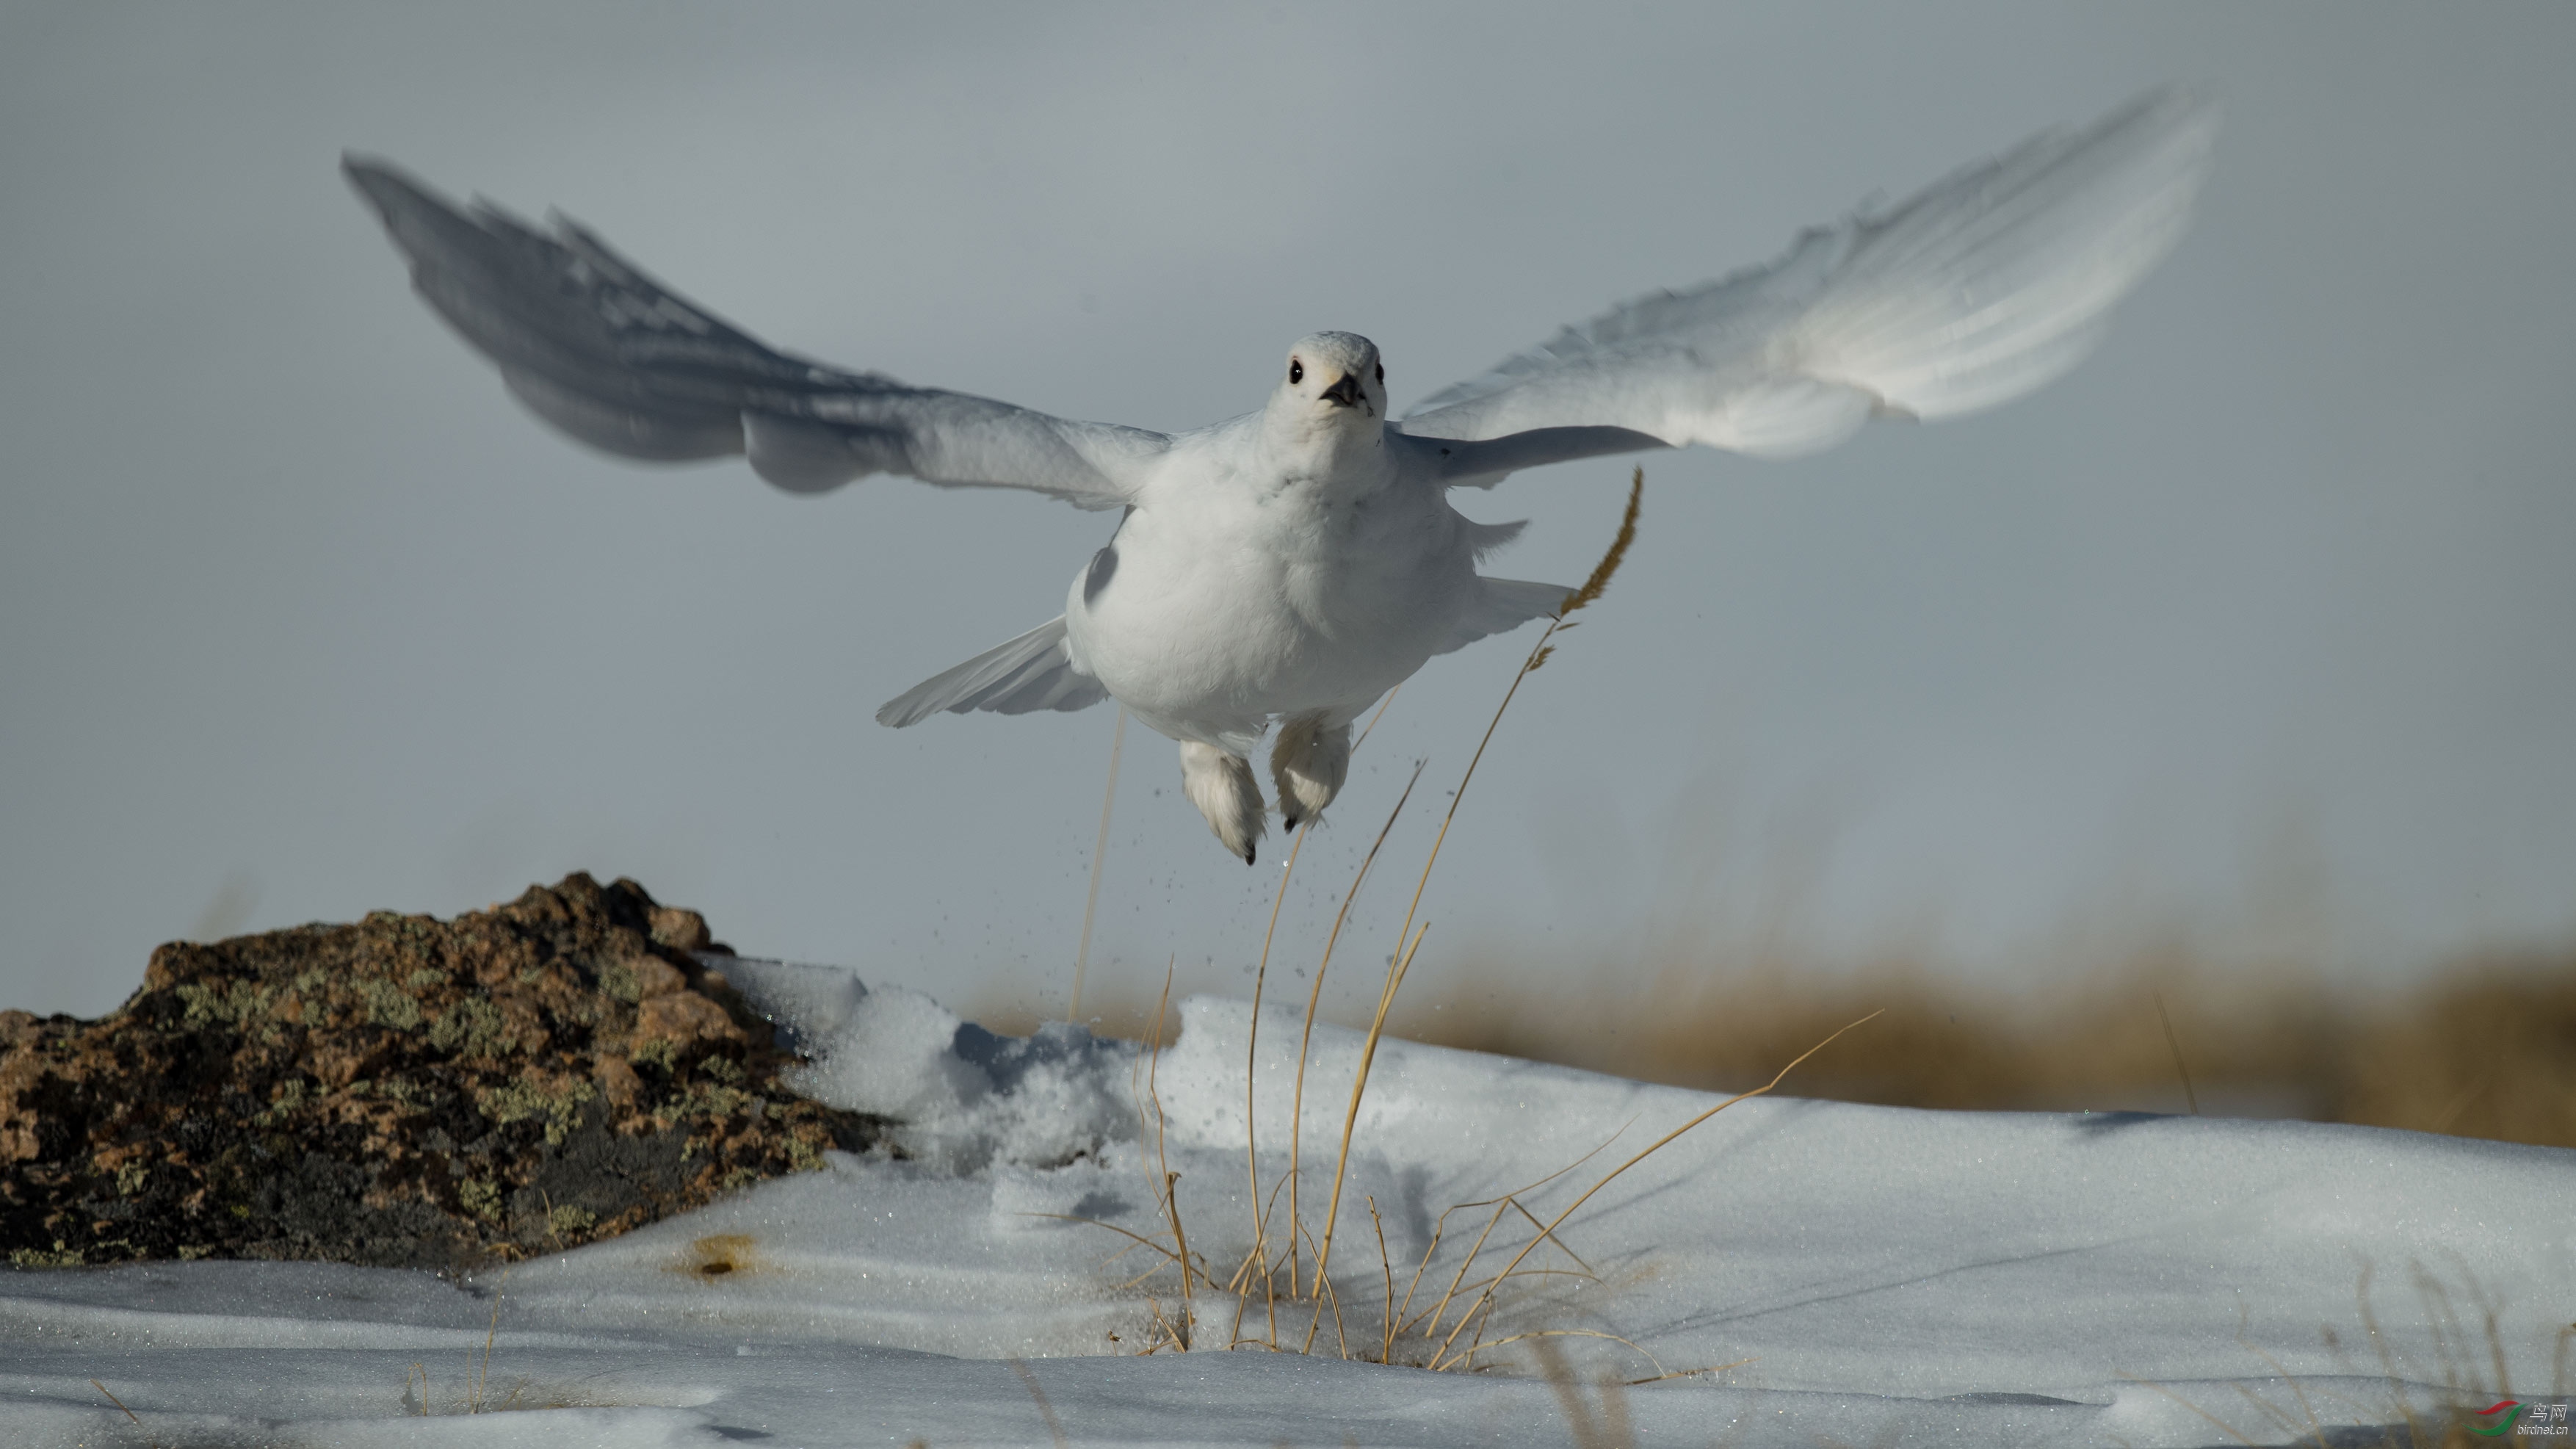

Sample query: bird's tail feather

[1436,577,1572,655]
[875,616,1110,726]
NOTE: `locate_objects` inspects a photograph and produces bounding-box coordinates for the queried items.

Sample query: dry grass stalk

[1309,463,1649,1309]
[1309,918,1430,1300]
[1368,1194,1397,1364]
[1035,962,1205,1354]
[1229,684,1408,1337]
[1226,1171,1301,1351]
[1430,1009,1879,1369]
[1289,1209,1350,1358]
[1237,806,1307,1298]
[91,1378,155,1448]
[2154,989,2200,1115]
[1306,468,1645,1301]
[1393,1138,1621,1345]
[1622,1357,1759,1387]
[1284,759,1425,1304]
[1049,1213,1185,1284]
[1141,963,1194,1348]
[2124,1260,2573,1449]
[1382,466,1642,966]
[468,1263,509,1412]
[1118,468,1648,1364]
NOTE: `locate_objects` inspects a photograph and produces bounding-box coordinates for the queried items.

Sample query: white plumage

[346,90,2217,861]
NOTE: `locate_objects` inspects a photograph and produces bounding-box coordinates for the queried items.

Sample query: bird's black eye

[1289,359,1303,385]
[1374,363,1383,383]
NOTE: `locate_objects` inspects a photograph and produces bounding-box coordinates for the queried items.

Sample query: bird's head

[1265,332,1386,449]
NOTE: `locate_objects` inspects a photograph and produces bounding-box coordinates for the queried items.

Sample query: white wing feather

[1403,90,2219,477]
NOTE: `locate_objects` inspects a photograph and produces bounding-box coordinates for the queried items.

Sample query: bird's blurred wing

[1403,89,2218,488]
[344,159,1163,509]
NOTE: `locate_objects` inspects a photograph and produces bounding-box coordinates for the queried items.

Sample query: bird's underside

[345,88,2216,861]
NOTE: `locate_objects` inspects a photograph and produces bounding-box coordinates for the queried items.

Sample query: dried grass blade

[1369,1194,1397,1364]
[1312,917,1431,1294]
[1488,1327,1669,1382]
[1559,466,1644,616]
[1440,1009,1878,1360]
[1240,816,1311,1302]
[1417,1198,1518,1342]
[1624,1356,1759,1387]
[1143,963,1193,1348]
[1287,757,1425,1296]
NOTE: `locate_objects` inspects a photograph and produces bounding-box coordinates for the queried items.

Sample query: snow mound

[724,957,1140,1173]
[8,974,2574,1447]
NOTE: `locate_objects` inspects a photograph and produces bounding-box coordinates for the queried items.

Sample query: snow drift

[6,957,2572,1447]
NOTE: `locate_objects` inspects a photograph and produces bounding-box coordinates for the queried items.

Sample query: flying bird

[344,90,2216,863]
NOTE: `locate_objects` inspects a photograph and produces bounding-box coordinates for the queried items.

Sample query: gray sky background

[4,3,2572,1023]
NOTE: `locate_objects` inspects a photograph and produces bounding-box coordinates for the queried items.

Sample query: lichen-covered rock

[0,874,889,1271]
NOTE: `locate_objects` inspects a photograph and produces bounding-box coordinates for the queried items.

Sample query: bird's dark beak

[1320,372,1364,408]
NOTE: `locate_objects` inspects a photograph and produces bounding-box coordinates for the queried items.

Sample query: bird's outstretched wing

[344,159,1165,509]
[1401,89,2218,487]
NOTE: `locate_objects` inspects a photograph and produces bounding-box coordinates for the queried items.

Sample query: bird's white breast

[1064,422,1476,749]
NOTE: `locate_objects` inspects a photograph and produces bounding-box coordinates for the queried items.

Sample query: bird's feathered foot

[1270,714,1352,833]
[1180,741,1265,864]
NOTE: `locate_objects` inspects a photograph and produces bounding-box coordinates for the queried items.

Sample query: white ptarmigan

[346,90,2216,863]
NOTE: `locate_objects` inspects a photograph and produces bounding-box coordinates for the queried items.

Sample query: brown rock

[0,873,890,1271]
[635,990,745,1049]
[646,905,712,953]
[596,1055,644,1110]
[627,955,687,1000]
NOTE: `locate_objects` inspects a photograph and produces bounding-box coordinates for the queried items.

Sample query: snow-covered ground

[7,961,2572,1447]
